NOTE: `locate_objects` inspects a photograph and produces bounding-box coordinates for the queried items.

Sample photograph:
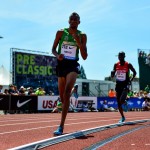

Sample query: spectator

[52,97,62,113]
[35,87,45,96]
[142,98,150,111]
[8,85,17,95]
[127,90,134,97]
[3,89,9,95]
[102,100,117,112]
[108,89,116,97]
[14,85,19,95]
[27,87,36,96]
[19,86,25,95]
[143,91,148,98]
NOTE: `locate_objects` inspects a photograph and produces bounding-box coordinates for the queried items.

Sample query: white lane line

[0,113,147,124]
[0,116,147,127]
[0,119,125,135]
[0,116,121,127]
[0,118,149,135]
[0,114,120,123]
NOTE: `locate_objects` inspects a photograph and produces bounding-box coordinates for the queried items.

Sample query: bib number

[61,43,77,60]
[116,70,126,81]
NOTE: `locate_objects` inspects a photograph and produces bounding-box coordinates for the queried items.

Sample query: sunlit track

[0,116,149,135]
[0,112,149,150]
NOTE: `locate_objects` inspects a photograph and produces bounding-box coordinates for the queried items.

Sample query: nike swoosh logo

[69,46,74,49]
[0,98,3,101]
[17,99,31,108]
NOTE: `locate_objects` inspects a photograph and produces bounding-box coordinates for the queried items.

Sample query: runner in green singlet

[52,12,88,135]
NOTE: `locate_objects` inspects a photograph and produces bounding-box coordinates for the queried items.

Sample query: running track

[0,112,150,150]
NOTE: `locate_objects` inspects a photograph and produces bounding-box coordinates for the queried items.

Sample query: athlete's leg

[60,72,78,127]
[53,77,66,135]
[116,92,125,118]
[58,77,66,104]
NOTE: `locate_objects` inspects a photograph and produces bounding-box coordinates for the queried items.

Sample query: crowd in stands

[139,51,150,66]
[108,85,150,99]
[0,84,54,96]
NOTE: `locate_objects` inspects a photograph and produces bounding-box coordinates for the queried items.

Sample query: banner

[97,97,144,110]
[0,95,10,110]
[38,96,97,111]
[12,51,58,95]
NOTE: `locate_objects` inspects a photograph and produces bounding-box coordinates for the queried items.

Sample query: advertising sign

[12,51,58,95]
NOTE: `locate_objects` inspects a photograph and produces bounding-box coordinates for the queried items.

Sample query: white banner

[38,96,97,111]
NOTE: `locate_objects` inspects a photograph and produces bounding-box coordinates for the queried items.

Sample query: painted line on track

[8,119,150,150]
[84,123,150,150]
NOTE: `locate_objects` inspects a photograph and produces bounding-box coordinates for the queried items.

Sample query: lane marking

[0,117,149,134]
[0,116,147,127]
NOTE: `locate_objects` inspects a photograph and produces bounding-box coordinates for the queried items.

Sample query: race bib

[61,43,77,60]
[116,70,126,81]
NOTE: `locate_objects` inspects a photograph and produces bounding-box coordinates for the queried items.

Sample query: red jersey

[115,61,129,82]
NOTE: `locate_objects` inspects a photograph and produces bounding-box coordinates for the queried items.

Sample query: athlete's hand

[72,33,82,47]
[57,54,64,61]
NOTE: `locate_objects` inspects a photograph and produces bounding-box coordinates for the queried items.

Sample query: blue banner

[97,97,144,110]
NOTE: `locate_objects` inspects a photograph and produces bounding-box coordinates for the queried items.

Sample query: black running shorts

[56,59,80,77]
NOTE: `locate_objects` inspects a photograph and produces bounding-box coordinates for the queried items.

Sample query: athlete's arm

[52,30,64,60]
[128,63,137,81]
[79,33,88,60]
[111,64,117,78]
[72,33,88,60]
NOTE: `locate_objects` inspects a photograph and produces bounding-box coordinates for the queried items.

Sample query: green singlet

[58,28,82,60]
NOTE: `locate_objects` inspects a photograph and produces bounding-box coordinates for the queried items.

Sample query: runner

[111,51,136,123]
[52,12,88,135]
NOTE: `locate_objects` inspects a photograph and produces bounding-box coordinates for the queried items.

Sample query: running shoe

[118,116,126,123]
[53,126,63,136]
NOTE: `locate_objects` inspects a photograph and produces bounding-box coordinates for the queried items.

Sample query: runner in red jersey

[111,51,136,123]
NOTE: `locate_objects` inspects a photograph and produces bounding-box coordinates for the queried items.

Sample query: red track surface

[0,111,150,150]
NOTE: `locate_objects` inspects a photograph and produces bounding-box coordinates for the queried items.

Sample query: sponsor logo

[100,101,103,104]
[137,101,141,105]
[108,101,114,105]
[128,101,133,106]
[69,46,74,49]
[17,99,31,108]
[0,98,3,101]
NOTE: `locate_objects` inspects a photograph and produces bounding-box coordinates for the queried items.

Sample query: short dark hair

[118,51,125,57]
[69,12,80,20]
